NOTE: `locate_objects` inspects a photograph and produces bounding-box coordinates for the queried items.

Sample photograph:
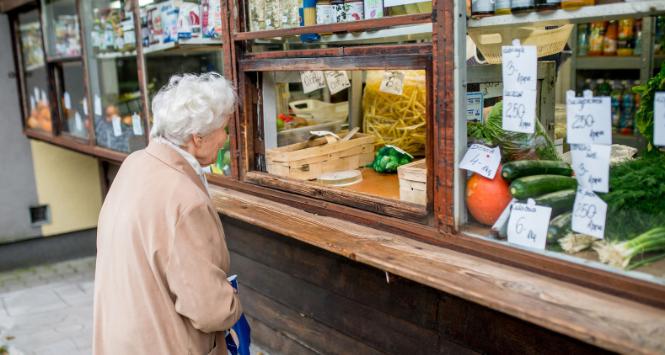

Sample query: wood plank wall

[221,216,613,355]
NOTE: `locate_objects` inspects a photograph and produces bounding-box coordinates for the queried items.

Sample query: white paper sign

[566,90,612,145]
[41,89,48,104]
[570,143,610,193]
[132,113,143,136]
[466,92,484,122]
[300,71,326,94]
[30,95,36,110]
[502,41,537,92]
[74,111,83,132]
[502,89,537,133]
[654,92,665,147]
[324,71,351,95]
[63,92,71,110]
[379,71,405,96]
[479,82,502,99]
[507,199,551,250]
[94,95,102,116]
[82,98,88,116]
[572,188,607,239]
[112,115,122,137]
[33,87,40,102]
[460,144,501,179]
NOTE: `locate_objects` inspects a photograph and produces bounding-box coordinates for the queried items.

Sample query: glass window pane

[42,0,81,58]
[255,69,428,205]
[18,9,53,133]
[56,61,90,139]
[82,0,146,153]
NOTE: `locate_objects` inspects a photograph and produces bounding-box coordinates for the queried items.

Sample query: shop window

[16,8,53,133]
[54,60,90,140]
[42,0,81,59]
[458,4,665,283]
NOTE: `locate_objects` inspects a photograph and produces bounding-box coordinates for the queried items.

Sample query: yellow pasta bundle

[362,70,427,156]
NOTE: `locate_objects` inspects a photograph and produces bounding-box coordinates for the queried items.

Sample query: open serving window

[454,1,665,302]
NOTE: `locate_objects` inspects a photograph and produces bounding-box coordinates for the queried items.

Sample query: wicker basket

[468,24,574,65]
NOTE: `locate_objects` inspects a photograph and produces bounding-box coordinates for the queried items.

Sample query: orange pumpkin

[466,167,512,226]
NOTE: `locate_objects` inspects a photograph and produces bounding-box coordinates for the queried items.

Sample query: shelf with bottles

[468,0,665,30]
[235,0,432,42]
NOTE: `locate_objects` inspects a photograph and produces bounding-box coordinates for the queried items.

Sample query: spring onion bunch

[595,227,665,269]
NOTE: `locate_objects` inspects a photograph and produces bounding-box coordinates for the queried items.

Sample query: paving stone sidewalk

[0,258,269,355]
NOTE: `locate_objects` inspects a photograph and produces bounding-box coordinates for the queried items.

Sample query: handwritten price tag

[466,92,484,122]
[460,144,501,179]
[30,95,35,110]
[41,89,48,104]
[82,98,88,116]
[300,71,326,94]
[63,92,71,110]
[132,113,143,136]
[570,144,610,193]
[572,188,607,239]
[566,90,612,145]
[33,87,40,102]
[502,89,537,134]
[94,95,102,116]
[379,71,405,96]
[112,115,122,137]
[507,199,551,250]
[324,71,351,95]
[74,111,83,132]
[655,92,665,147]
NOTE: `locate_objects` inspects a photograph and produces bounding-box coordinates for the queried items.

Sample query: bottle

[561,0,594,10]
[536,0,560,11]
[596,79,611,97]
[634,19,643,56]
[316,0,335,24]
[511,0,534,13]
[495,0,511,15]
[577,23,589,56]
[610,81,622,128]
[617,18,634,57]
[587,21,606,56]
[602,20,618,56]
[472,0,495,16]
[620,80,634,134]
[582,78,593,93]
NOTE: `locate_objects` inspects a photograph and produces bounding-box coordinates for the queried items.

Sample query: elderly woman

[93,73,242,355]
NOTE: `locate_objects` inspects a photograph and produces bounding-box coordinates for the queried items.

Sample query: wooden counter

[211,185,665,354]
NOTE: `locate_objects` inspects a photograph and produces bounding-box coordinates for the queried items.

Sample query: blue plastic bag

[226,275,251,355]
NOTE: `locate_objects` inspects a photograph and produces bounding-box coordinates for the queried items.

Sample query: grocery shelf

[97,50,137,60]
[575,56,643,70]
[468,0,665,30]
[143,38,223,56]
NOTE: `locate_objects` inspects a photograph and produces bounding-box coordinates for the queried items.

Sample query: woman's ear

[191,133,203,147]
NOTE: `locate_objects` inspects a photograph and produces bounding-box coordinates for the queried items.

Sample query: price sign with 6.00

[507,199,551,250]
[566,90,612,145]
[572,188,607,239]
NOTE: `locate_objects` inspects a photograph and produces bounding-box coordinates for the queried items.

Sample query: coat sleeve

[166,202,242,333]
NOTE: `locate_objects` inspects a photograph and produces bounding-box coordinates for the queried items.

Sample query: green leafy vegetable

[633,65,665,154]
[370,145,413,173]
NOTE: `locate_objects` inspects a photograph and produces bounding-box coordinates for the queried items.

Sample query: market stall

[4,0,665,353]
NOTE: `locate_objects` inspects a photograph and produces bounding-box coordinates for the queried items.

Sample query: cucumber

[534,189,576,217]
[510,175,577,199]
[547,212,572,244]
[501,160,572,181]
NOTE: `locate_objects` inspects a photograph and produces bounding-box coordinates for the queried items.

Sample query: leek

[596,227,665,269]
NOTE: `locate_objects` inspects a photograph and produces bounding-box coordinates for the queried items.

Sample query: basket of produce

[266,131,375,181]
[468,25,573,65]
[363,70,427,156]
[288,99,348,122]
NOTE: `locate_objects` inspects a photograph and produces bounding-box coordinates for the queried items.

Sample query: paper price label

[566,90,612,145]
[465,92,484,122]
[507,199,551,250]
[94,95,102,116]
[82,98,88,116]
[112,115,122,137]
[132,113,143,136]
[324,71,351,95]
[502,40,537,92]
[654,92,665,147]
[300,71,326,94]
[41,89,48,104]
[74,111,83,132]
[460,144,501,179]
[30,95,35,110]
[570,144,610,193]
[63,92,71,110]
[33,87,40,102]
[379,71,405,96]
[502,89,537,134]
[572,188,607,239]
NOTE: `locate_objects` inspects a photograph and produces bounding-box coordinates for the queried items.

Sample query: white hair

[150,72,236,145]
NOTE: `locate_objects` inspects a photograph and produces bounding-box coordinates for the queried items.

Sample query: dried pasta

[362,70,427,156]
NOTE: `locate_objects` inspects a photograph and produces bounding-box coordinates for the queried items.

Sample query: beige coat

[93,141,242,355]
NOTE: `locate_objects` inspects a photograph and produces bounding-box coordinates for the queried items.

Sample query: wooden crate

[397,159,426,205]
[266,133,376,180]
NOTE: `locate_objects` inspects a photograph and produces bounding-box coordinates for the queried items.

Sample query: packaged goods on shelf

[54,15,81,56]
[202,0,223,38]
[177,3,201,39]
[161,2,180,43]
[362,70,427,156]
